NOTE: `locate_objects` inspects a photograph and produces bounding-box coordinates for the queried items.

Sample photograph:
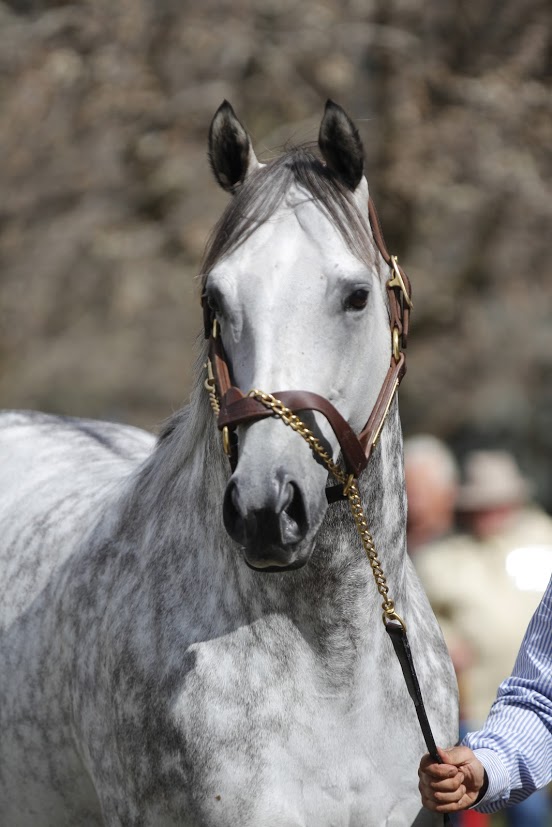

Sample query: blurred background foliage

[0,0,551,505]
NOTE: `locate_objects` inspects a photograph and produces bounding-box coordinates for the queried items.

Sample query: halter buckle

[387,256,413,310]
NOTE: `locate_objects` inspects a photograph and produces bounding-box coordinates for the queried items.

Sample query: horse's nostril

[280,481,307,545]
[284,482,303,522]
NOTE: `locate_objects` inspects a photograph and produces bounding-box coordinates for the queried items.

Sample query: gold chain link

[247,389,405,629]
[204,360,220,415]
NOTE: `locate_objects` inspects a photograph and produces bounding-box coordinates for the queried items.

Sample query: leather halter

[201,197,413,500]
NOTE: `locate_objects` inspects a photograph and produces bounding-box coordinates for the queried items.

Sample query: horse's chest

[163,633,402,826]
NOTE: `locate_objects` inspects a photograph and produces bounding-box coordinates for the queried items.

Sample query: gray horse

[0,101,458,826]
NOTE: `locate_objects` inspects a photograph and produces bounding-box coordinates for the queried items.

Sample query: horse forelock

[200,146,375,281]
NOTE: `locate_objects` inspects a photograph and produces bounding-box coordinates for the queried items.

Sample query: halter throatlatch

[201,196,412,502]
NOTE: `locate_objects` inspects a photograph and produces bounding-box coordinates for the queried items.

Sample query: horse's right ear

[208,101,261,193]
[318,100,364,191]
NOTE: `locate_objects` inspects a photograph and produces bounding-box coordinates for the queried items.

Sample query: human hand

[418,746,486,813]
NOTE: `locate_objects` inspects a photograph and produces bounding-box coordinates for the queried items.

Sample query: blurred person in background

[415,450,552,827]
[404,435,474,722]
[405,436,488,826]
[404,435,459,555]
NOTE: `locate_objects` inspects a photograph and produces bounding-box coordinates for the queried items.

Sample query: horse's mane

[200,146,375,280]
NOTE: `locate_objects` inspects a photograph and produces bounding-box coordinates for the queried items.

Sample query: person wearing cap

[415,450,552,827]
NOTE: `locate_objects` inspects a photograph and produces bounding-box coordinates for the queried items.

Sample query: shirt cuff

[470,748,511,810]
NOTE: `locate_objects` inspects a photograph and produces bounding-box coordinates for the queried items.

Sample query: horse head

[203,101,394,572]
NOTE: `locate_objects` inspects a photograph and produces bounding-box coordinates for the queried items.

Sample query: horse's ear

[318,100,364,191]
[208,101,261,193]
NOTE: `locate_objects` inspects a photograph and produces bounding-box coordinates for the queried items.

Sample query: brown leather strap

[219,389,370,479]
[209,330,233,398]
[368,197,391,262]
[368,197,411,349]
[359,353,406,459]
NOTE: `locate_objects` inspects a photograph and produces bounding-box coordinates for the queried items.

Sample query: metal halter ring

[388,256,413,309]
[392,327,401,362]
[383,608,407,632]
[222,425,232,457]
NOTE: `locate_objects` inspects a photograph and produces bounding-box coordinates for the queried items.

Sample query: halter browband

[201,197,413,501]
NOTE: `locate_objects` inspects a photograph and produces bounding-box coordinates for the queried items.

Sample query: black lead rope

[386,621,452,827]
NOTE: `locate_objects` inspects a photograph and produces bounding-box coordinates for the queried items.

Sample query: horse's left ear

[318,100,364,192]
[208,100,261,193]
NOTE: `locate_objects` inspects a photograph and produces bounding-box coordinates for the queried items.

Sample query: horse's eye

[345,288,369,311]
[207,290,221,314]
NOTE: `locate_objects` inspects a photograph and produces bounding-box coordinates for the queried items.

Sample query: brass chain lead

[247,389,406,629]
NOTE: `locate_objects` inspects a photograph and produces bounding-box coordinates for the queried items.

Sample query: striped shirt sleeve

[462,575,552,813]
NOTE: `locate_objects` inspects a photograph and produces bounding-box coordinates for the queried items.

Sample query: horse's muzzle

[223,476,309,569]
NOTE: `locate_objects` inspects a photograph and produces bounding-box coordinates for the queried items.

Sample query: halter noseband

[201,197,413,501]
